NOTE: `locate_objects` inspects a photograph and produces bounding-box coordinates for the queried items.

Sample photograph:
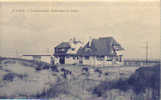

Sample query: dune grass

[91,64,160,100]
[0,57,159,100]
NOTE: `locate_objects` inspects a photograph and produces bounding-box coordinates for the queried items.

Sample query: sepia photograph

[0,1,160,100]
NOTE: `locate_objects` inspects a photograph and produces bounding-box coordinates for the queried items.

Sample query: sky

[0,1,160,59]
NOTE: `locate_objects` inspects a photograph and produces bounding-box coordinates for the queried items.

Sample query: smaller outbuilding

[54,38,83,64]
[22,52,51,63]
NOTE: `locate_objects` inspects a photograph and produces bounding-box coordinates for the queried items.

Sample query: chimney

[89,36,92,47]
[69,38,73,43]
[73,37,76,42]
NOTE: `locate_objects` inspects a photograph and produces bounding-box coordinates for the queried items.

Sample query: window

[106,56,113,61]
[66,55,70,58]
[85,56,89,60]
[62,49,65,51]
[106,58,112,61]
[96,56,104,61]
[73,56,76,60]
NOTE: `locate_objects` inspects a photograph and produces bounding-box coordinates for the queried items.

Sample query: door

[59,56,65,64]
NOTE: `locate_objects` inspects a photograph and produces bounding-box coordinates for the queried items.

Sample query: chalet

[54,38,83,64]
[54,37,124,66]
[77,37,124,66]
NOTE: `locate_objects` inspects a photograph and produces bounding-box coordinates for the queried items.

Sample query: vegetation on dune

[0,57,159,100]
[0,57,6,64]
[34,80,69,98]
[92,64,160,100]
[128,64,160,94]
[3,73,28,82]
[0,57,51,70]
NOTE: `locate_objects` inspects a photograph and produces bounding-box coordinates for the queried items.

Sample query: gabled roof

[77,37,124,56]
[67,41,83,54]
[55,42,71,49]
[54,40,83,56]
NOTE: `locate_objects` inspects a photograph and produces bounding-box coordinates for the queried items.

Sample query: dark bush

[0,66,3,69]
[3,73,15,81]
[104,72,109,76]
[51,65,59,72]
[42,64,50,70]
[0,96,8,99]
[92,81,115,97]
[0,57,6,64]
[128,64,160,94]
[35,67,42,71]
[3,73,27,81]
[111,79,130,92]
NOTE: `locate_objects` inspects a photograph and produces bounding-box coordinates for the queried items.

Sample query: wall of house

[54,56,79,65]
[22,56,41,62]
[65,56,79,64]
[54,57,60,64]
[81,56,105,66]
[32,56,41,62]
[53,55,123,66]
[21,56,33,60]
[81,56,123,67]
[41,56,51,63]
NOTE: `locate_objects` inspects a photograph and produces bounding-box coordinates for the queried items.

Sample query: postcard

[0,1,160,100]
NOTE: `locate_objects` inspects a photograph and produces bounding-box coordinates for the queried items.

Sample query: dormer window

[73,56,76,59]
[96,56,104,61]
[85,48,91,52]
[88,42,92,48]
[112,43,123,51]
[61,48,65,51]
[85,56,89,60]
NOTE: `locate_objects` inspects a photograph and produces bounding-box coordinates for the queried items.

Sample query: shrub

[0,66,3,69]
[128,64,160,94]
[35,67,42,71]
[0,57,6,64]
[3,73,15,81]
[3,73,27,81]
[51,65,59,72]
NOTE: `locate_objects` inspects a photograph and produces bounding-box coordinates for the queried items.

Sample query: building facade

[77,37,124,66]
[54,37,124,66]
[54,38,83,64]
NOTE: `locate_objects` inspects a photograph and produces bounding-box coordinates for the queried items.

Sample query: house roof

[67,42,83,54]
[54,39,84,56]
[77,37,124,56]
[55,42,71,49]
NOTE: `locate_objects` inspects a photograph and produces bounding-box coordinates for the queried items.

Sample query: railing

[123,58,160,66]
